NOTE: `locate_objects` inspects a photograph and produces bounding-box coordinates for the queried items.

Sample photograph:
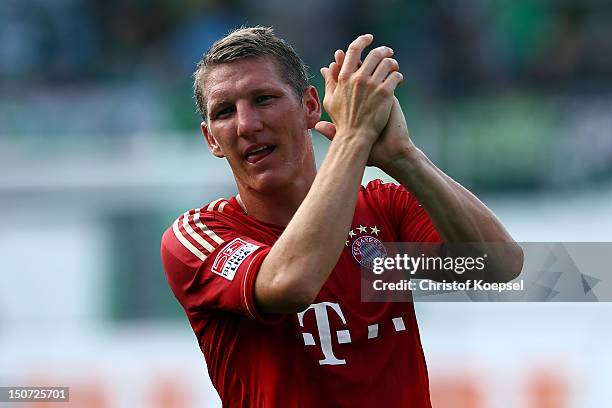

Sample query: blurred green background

[1,1,611,407]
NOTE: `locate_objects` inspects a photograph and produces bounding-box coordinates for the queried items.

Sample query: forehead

[204,57,292,104]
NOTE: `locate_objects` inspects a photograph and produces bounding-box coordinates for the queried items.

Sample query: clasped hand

[316,34,416,171]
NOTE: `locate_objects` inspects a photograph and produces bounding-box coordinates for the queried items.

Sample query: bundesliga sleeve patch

[211,238,260,280]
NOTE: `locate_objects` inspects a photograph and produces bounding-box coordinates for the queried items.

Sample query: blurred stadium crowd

[1,0,612,190]
[2,0,612,90]
[1,1,612,407]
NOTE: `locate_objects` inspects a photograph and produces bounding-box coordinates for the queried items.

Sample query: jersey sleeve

[160,208,277,322]
[365,179,442,243]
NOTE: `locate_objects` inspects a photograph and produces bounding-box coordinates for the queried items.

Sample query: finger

[371,58,399,83]
[314,121,337,141]
[320,66,328,82]
[381,71,404,93]
[320,67,336,94]
[329,61,340,85]
[339,34,373,77]
[333,50,345,82]
[334,49,345,66]
[360,46,394,76]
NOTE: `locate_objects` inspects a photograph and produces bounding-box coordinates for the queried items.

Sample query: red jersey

[161,179,440,407]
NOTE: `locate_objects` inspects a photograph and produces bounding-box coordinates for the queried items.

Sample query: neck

[236,167,316,226]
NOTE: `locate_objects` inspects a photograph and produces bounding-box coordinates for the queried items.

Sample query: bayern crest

[351,235,387,269]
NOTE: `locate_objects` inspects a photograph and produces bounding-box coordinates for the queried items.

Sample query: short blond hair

[193,26,309,121]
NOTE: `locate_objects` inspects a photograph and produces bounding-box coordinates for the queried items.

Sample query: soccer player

[161,27,522,407]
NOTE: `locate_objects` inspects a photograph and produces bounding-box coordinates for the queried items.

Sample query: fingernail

[387,47,394,54]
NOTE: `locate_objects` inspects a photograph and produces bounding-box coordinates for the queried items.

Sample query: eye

[255,95,275,104]
[213,106,234,119]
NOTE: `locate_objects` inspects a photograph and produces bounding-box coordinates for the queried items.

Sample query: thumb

[314,121,337,141]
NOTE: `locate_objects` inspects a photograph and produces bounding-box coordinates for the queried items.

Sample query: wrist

[332,128,376,152]
[380,143,422,177]
[334,125,379,145]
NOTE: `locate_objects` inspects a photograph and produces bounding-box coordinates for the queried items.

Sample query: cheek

[286,137,311,166]
[274,104,304,126]
[210,126,238,154]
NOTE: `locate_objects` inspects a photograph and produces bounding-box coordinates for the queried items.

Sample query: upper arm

[160,209,279,322]
[367,180,441,243]
[396,191,441,243]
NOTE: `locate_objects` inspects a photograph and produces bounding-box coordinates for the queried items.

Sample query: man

[161,26,522,407]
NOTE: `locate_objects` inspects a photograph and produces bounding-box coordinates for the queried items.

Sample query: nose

[236,102,264,138]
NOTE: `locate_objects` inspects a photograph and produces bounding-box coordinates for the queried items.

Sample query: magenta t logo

[297,302,351,365]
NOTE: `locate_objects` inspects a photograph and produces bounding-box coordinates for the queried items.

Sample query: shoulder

[161,197,236,269]
[361,179,410,201]
[363,178,404,193]
[359,179,424,219]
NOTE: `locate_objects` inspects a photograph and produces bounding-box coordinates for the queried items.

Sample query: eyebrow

[207,99,230,114]
[208,86,286,110]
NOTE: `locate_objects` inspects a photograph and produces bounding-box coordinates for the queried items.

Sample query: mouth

[244,144,276,164]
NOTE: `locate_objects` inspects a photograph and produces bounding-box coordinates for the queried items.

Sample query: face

[201,57,321,194]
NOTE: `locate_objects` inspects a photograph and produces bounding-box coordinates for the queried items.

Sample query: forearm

[256,134,371,313]
[255,33,403,313]
[385,146,510,242]
[383,146,523,280]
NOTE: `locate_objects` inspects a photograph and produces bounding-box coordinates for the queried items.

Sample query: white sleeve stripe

[207,198,223,211]
[181,213,216,253]
[172,218,207,261]
[218,201,227,213]
[193,212,224,245]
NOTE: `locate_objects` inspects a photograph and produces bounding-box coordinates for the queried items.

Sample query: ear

[303,86,321,129]
[201,121,225,158]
